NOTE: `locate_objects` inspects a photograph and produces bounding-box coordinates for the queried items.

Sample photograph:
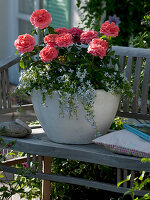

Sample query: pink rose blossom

[30,9,52,29]
[100,21,120,37]
[88,44,107,59]
[39,46,58,62]
[68,27,83,43]
[55,33,73,47]
[54,27,69,35]
[90,38,108,50]
[80,30,98,44]
[22,162,28,168]
[68,27,83,37]
[44,34,58,46]
[14,34,36,53]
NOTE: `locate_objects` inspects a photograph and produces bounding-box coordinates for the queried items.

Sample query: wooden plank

[2,155,40,166]
[123,56,134,112]
[0,164,148,196]
[123,169,128,188]
[112,46,150,58]
[32,155,36,171]
[0,73,2,109]
[2,129,150,172]
[132,58,143,113]
[5,69,11,108]
[2,156,27,166]
[109,54,115,68]
[130,170,135,187]
[0,55,20,71]
[38,156,43,173]
[119,55,126,70]
[0,104,33,114]
[117,100,122,112]
[27,154,30,168]
[42,156,51,200]
[117,111,150,120]
[1,71,7,109]
[141,58,150,114]
[117,168,122,184]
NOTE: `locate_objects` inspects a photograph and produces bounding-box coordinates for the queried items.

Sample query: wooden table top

[2,127,150,172]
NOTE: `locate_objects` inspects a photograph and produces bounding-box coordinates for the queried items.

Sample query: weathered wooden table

[1,126,150,199]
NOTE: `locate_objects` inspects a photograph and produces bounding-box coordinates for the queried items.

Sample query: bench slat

[5,69,11,108]
[1,71,7,109]
[123,56,134,112]
[141,58,150,114]
[132,57,143,113]
[119,55,126,70]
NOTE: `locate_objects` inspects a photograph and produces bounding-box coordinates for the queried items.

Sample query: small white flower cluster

[68,69,74,73]
[17,69,35,94]
[76,68,87,82]
[57,90,78,118]
[77,80,96,128]
[103,71,133,95]
[54,69,97,129]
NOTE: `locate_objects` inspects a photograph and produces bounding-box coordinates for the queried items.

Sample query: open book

[123,124,150,142]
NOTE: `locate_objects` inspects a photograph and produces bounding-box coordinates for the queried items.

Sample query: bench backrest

[0,55,32,114]
[112,46,150,121]
[0,46,149,121]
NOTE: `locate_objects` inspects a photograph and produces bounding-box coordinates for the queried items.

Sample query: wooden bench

[0,46,150,199]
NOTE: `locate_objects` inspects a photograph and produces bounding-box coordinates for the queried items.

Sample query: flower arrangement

[14,9,132,128]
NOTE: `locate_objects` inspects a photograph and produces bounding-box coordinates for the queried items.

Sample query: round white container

[31,89,120,144]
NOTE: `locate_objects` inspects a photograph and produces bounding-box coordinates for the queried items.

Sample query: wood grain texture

[130,171,135,187]
[1,71,7,109]
[5,69,11,108]
[117,168,121,184]
[38,156,43,173]
[1,128,150,172]
[0,164,148,196]
[0,55,34,114]
[123,170,128,188]
[0,55,20,72]
[112,46,150,58]
[116,111,150,120]
[27,154,30,168]
[123,56,134,112]
[132,58,143,113]
[112,46,150,119]
[141,58,150,114]
[42,157,51,200]
[119,56,126,70]
[0,73,2,109]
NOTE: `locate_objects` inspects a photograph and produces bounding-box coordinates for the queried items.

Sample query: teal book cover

[123,124,150,142]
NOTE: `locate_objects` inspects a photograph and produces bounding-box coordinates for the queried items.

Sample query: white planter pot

[31,89,120,144]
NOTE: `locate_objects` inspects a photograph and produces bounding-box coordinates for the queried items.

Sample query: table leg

[42,156,51,200]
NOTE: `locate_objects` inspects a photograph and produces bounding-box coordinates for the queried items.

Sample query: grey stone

[0,120,31,138]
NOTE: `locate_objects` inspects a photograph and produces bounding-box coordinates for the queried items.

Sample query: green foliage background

[77,0,150,46]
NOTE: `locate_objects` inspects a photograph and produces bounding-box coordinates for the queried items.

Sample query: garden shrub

[131,12,150,48]
[77,0,150,46]
[51,159,121,200]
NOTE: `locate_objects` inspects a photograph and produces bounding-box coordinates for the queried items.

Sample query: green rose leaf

[20,59,26,69]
